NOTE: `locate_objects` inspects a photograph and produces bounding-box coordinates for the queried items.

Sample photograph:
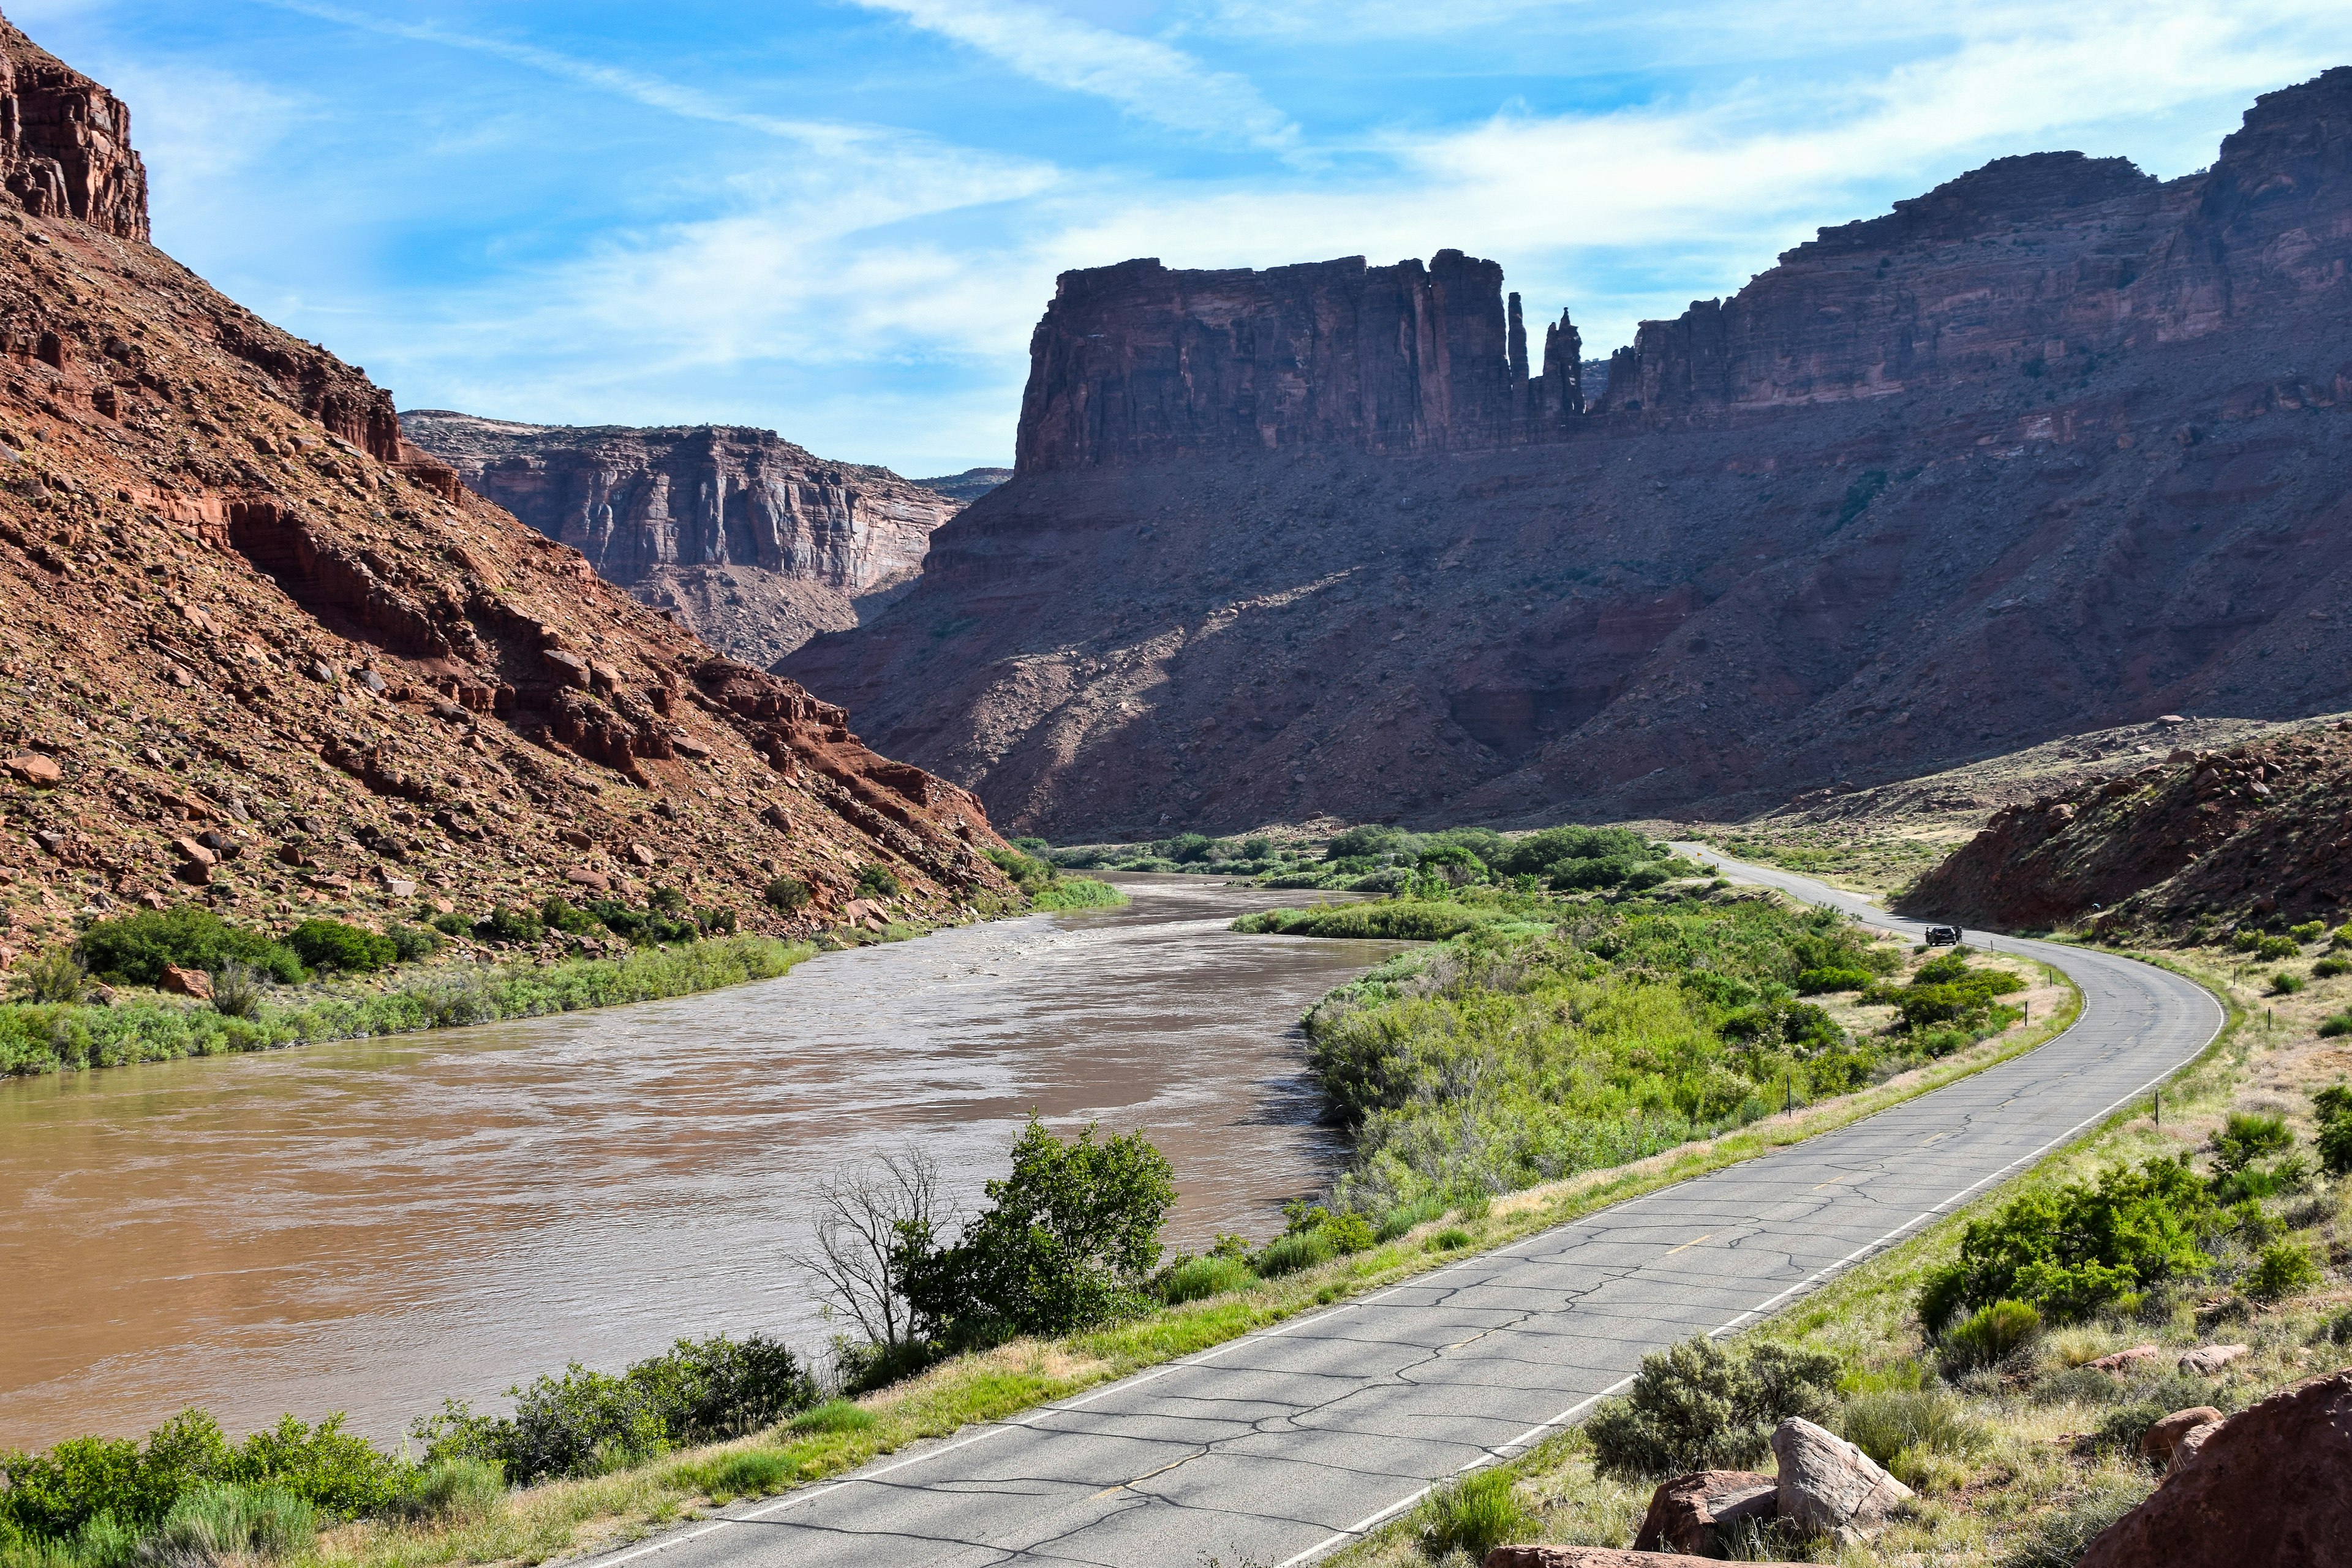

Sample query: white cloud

[853,0,1298,150]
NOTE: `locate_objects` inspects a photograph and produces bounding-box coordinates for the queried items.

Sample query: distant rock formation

[913,467,1012,505]
[1013,251,1585,470]
[399,412,968,667]
[785,67,2352,839]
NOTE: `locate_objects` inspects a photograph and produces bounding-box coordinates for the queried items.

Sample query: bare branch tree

[799,1147,949,1352]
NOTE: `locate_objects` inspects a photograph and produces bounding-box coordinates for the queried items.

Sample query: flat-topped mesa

[0,13,146,241]
[1596,67,2352,417]
[1012,251,1584,473]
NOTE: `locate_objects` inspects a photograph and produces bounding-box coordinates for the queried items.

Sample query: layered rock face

[0,15,145,242]
[1014,251,1582,470]
[0,23,1010,957]
[785,68,2352,838]
[399,412,963,666]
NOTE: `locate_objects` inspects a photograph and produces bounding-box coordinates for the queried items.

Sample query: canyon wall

[0,15,145,241]
[785,67,2352,839]
[400,412,968,667]
[0,20,1012,954]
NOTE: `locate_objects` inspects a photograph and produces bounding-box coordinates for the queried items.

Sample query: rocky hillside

[1899,720,2352,937]
[0,15,1011,971]
[398,412,969,667]
[786,69,2352,840]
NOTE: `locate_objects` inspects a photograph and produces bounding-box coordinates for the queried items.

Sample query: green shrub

[538,899,600,937]
[77,908,303,986]
[2212,1112,2293,1174]
[1796,967,1873,994]
[1916,1158,2214,1331]
[386,924,443,962]
[1324,1214,1376,1254]
[0,1410,233,1538]
[2256,935,2302,960]
[413,1333,816,1486]
[2318,1090,2352,1176]
[1029,877,1126,911]
[1159,1254,1255,1304]
[1586,1337,1839,1479]
[429,911,469,938]
[2313,957,2350,978]
[1430,1228,1474,1251]
[899,1118,1175,1345]
[2321,1012,2352,1039]
[1233,901,1521,941]
[2291,921,2327,943]
[1942,1300,2042,1373]
[761,877,812,913]
[2247,1240,2324,1301]
[1253,1231,1334,1278]
[7,949,89,1004]
[854,865,903,900]
[1412,1468,1532,1561]
[1838,1387,1988,1468]
[393,1459,502,1525]
[285,919,398,974]
[788,1400,875,1436]
[472,907,544,945]
[1375,1197,1447,1242]
[2269,971,2306,995]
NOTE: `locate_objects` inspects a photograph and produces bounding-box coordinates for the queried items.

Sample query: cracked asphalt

[591,853,2221,1568]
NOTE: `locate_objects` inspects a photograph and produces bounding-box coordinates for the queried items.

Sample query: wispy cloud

[854,0,1298,150]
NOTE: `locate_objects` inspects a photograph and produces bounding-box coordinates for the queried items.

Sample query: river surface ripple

[0,875,1401,1448]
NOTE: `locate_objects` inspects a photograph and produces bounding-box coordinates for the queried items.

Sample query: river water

[0,875,1400,1449]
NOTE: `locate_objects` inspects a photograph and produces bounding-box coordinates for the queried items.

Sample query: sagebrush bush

[762,877,812,913]
[1942,1300,2041,1374]
[7,949,89,1004]
[854,865,902,900]
[1839,1387,1989,1468]
[140,1484,313,1567]
[1586,1337,1839,1479]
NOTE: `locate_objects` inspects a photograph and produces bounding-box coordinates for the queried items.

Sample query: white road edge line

[584,861,2223,1568]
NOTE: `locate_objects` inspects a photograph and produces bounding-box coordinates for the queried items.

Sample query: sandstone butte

[782,68,2352,840]
[0,14,1014,965]
[398,412,1005,669]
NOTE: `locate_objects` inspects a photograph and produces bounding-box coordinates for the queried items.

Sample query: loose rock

[2078,1370,2352,1567]
[159,964,212,1001]
[1632,1470,1779,1556]
[2089,1344,2164,1375]
[2178,1344,2249,1376]
[2141,1406,2223,1464]
[4,752,61,785]
[1771,1417,1913,1540]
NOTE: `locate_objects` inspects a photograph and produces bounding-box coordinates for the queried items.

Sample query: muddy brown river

[0,875,1400,1449]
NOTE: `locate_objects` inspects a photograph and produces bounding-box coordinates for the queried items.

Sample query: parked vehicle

[1923,925,1962,946]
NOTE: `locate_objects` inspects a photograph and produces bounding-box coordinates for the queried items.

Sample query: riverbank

[251,885,2087,1568]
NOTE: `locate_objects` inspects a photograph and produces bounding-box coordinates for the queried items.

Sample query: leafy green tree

[285,919,399,974]
[77,908,304,986]
[1586,1337,1839,1479]
[900,1118,1176,1344]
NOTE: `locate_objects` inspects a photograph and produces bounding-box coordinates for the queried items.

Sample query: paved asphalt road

[592,854,2221,1568]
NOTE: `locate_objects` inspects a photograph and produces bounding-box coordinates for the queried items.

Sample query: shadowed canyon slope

[0,15,1011,953]
[399,412,990,668]
[785,69,2352,840]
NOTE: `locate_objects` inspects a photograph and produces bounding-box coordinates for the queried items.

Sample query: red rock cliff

[1013,251,1583,472]
[0,13,146,241]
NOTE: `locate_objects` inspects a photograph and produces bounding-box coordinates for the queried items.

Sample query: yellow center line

[1663,1233,1715,1256]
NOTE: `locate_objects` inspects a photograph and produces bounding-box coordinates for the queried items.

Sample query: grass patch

[1027,876,1127,911]
[0,937,813,1077]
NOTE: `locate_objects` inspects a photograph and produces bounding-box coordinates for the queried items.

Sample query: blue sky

[13,1,2351,476]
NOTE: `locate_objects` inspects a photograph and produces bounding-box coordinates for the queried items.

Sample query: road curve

[587,854,2221,1568]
